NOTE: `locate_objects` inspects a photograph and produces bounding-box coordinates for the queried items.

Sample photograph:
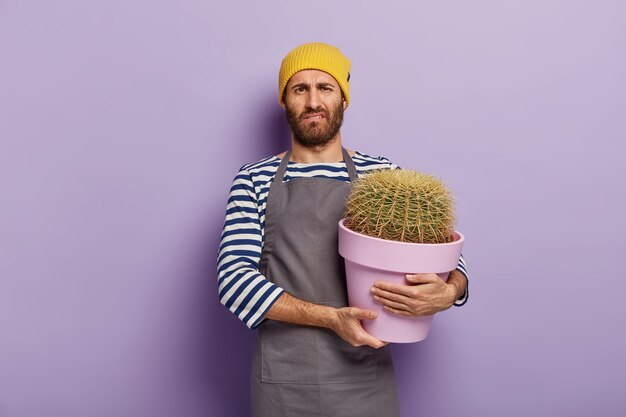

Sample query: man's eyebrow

[290,82,336,90]
[291,83,309,90]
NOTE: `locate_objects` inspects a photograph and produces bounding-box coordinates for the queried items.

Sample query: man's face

[282,69,347,148]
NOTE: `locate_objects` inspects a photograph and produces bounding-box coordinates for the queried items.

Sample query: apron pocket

[260,306,378,384]
[316,326,378,384]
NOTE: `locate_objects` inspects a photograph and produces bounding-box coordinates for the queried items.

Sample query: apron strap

[269,150,292,195]
[342,147,358,181]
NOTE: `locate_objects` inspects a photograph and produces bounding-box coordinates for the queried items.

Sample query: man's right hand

[265,292,388,349]
[330,307,388,349]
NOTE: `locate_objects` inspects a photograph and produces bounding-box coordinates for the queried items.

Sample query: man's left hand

[370,270,465,317]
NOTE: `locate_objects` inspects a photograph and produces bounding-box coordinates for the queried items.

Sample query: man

[217,42,469,417]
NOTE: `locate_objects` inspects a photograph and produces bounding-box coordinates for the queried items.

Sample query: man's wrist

[447,270,467,303]
[318,305,338,330]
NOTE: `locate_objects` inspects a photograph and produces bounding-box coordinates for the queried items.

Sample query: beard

[285,99,344,148]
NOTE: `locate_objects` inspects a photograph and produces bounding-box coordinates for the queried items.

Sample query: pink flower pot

[338,218,465,343]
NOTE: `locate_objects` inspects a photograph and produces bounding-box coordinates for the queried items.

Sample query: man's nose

[305,88,321,109]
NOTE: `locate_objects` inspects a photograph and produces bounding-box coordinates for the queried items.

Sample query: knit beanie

[278,42,351,107]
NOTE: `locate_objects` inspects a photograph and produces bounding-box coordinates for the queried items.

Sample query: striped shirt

[217,150,469,329]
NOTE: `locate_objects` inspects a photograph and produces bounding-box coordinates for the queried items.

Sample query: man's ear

[343,99,347,110]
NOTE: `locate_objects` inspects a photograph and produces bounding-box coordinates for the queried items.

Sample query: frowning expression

[282,69,347,148]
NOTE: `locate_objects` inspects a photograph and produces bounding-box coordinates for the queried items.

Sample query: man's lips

[302,112,325,121]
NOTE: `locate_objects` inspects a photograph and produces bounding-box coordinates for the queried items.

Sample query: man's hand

[265,292,387,349]
[329,307,388,349]
[370,269,467,317]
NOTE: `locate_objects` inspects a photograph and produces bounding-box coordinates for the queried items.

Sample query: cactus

[344,169,456,244]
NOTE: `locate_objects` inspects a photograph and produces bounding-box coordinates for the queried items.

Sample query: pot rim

[338,218,464,247]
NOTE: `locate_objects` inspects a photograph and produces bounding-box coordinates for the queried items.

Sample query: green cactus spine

[344,169,456,244]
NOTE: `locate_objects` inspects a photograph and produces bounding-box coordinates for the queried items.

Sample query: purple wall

[1,1,625,416]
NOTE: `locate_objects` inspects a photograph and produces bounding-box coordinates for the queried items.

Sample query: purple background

[1,1,625,416]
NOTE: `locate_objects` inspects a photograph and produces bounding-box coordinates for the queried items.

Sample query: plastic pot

[338,218,464,343]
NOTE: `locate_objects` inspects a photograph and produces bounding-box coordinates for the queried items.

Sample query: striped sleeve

[382,156,470,307]
[217,167,285,329]
[453,253,469,306]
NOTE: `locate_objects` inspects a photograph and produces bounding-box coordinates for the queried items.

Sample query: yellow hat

[278,42,351,107]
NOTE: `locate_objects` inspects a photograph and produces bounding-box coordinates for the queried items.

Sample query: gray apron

[251,147,400,417]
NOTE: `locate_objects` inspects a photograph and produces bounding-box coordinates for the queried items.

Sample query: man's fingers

[371,287,413,305]
[353,308,378,320]
[359,332,387,349]
[383,305,413,317]
[372,281,414,297]
[373,294,412,312]
[335,308,390,348]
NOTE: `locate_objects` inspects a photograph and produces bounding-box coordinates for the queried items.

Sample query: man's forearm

[447,269,468,302]
[264,291,387,349]
[265,292,336,328]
